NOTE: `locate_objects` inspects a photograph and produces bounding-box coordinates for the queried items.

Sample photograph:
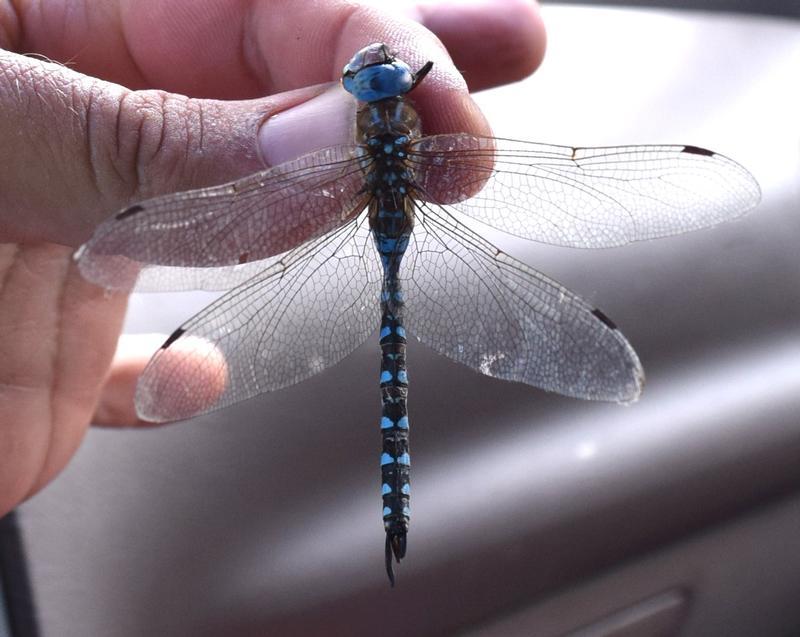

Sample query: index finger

[4,0,545,133]
[0,1,546,245]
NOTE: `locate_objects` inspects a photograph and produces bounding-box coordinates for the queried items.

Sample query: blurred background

[3,3,800,636]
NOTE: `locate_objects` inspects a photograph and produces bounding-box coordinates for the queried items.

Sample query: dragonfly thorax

[356,97,420,236]
[356,98,421,143]
[361,131,413,187]
[361,115,417,237]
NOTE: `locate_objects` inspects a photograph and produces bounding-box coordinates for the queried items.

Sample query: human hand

[0,0,546,514]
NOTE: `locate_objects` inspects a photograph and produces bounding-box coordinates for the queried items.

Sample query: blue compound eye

[343,61,414,102]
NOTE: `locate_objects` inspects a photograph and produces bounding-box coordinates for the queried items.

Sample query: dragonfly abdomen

[378,278,410,587]
[371,200,413,587]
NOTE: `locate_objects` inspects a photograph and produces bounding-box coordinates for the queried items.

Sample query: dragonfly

[75,43,760,586]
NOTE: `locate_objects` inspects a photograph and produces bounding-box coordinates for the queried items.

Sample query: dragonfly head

[342,43,433,103]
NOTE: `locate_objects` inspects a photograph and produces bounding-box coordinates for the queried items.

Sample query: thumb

[0,39,493,250]
[0,49,350,247]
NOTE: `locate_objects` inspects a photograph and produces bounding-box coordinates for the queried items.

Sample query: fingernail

[258,84,355,167]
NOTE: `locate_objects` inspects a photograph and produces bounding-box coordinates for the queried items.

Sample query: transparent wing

[135,214,383,422]
[75,146,368,292]
[408,135,760,248]
[402,203,644,402]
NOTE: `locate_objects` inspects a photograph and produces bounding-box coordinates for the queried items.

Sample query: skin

[0,0,546,515]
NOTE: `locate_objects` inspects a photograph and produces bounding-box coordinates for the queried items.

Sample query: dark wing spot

[682,145,715,157]
[591,308,617,330]
[238,252,249,264]
[161,327,185,349]
[115,204,144,220]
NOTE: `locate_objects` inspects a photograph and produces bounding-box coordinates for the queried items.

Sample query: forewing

[75,146,368,291]
[401,203,644,402]
[409,135,760,248]
[135,215,383,422]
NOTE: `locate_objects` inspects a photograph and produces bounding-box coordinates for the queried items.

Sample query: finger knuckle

[102,89,205,200]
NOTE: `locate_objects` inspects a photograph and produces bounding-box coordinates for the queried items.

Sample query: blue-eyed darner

[75,43,760,585]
